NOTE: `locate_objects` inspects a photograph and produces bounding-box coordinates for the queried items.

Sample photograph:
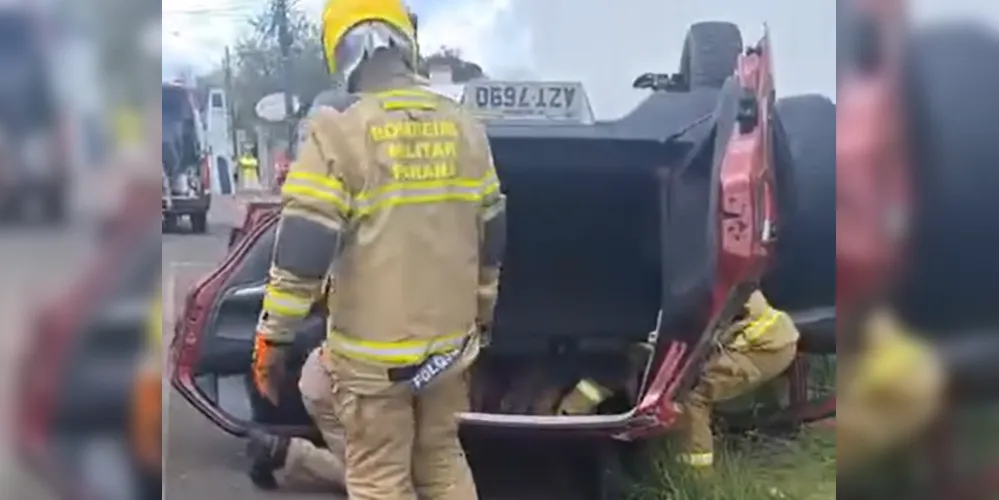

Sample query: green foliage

[228,1,328,132]
[631,430,836,500]
[223,1,485,133]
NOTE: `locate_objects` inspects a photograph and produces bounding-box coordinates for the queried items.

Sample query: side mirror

[632,73,688,91]
[632,72,658,89]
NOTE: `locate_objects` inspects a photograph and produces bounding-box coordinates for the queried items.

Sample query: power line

[164,1,264,15]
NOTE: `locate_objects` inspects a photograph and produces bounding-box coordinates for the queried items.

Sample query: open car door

[172,212,319,437]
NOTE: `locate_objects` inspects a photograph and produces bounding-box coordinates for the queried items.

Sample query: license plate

[463,81,587,122]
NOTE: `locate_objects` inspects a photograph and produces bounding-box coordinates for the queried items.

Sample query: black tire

[583,443,628,500]
[894,24,999,331]
[679,21,743,90]
[190,212,208,234]
[163,214,179,233]
[762,95,836,312]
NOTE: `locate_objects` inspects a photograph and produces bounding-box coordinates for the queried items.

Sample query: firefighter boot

[247,429,290,490]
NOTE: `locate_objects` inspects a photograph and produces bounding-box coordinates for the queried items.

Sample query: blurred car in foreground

[14,180,161,499]
[0,4,71,224]
[171,23,836,498]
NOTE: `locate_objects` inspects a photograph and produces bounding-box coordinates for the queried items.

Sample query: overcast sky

[163,0,987,118]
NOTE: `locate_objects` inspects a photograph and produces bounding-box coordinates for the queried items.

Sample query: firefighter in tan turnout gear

[675,290,799,470]
[247,0,505,498]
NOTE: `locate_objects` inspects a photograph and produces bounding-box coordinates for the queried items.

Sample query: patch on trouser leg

[274,437,346,492]
[677,452,714,467]
[412,374,478,500]
[676,397,715,469]
[333,385,419,500]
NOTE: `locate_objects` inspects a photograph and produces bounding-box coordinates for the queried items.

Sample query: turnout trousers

[326,350,478,500]
[676,343,797,468]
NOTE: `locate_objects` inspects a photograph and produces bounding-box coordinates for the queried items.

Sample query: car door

[170,213,323,437]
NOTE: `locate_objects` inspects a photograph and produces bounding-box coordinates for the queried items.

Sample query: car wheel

[896,23,999,330]
[190,212,208,234]
[762,95,836,311]
[583,441,640,500]
[163,214,179,233]
[679,21,743,90]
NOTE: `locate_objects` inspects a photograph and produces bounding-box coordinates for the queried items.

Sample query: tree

[226,6,488,134]
[228,1,328,133]
[421,47,486,83]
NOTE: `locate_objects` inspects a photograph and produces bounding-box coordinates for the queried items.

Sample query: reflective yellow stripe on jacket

[728,306,785,350]
[262,285,313,318]
[327,328,470,365]
[281,170,352,217]
[354,170,499,217]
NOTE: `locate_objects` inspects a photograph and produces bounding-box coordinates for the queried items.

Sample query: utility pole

[274,0,296,151]
[223,46,239,159]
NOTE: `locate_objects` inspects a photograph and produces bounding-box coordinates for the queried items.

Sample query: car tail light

[200,154,212,192]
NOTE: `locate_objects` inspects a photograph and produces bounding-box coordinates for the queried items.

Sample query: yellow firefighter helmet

[320,0,418,79]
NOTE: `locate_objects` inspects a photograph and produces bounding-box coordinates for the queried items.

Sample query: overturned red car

[171,22,836,496]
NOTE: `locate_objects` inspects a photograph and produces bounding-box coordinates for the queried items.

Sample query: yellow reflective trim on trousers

[678,452,714,467]
[354,173,496,216]
[576,379,607,403]
[282,171,351,215]
[729,307,784,349]
[262,287,312,318]
[327,329,469,365]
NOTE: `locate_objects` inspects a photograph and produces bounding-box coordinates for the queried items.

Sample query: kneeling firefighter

[247,0,506,498]
[248,345,350,491]
[676,290,799,470]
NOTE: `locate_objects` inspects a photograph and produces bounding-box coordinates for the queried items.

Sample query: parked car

[170,24,836,498]
[162,82,211,233]
[0,4,71,224]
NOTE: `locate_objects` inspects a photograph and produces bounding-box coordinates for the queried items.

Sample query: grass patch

[630,428,836,500]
